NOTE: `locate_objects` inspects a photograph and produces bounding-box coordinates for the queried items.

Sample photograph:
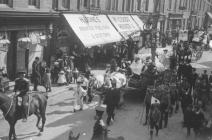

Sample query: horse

[0,92,48,140]
[149,104,161,139]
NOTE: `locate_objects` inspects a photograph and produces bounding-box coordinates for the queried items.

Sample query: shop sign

[108,15,140,40]
[63,14,123,47]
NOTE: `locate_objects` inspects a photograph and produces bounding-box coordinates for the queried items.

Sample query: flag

[151,96,160,105]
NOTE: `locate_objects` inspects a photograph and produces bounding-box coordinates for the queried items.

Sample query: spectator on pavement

[32,57,41,91]
[43,67,52,92]
[73,67,79,84]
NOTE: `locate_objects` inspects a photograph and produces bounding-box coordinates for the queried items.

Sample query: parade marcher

[193,105,206,136]
[209,71,212,84]
[201,70,209,85]
[159,85,171,128]
[73,78,87,112]
[91,107,106,140]
[32,57,41,91]
[181,88,193,126]
[14,71,30,122]
[184,104,195,136]
[103,79,120,126]
[199,79,209,110]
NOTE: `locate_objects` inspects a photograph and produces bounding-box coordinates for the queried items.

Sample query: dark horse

[0,92,47,140]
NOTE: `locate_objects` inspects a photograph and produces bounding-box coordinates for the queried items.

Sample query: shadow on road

[47,110,72,116]
[49,101,74,107]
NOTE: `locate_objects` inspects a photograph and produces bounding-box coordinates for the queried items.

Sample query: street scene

[1,0,212,140]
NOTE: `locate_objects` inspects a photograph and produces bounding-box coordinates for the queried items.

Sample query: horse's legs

[40,103,47,132]
[9,123,16,140]
[35,113,41,130]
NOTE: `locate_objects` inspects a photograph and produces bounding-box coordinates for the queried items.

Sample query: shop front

[0,14,58,80]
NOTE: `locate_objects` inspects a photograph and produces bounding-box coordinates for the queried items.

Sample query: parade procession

[1,0,212,140]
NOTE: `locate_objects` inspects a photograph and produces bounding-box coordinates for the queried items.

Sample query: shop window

[131,0,134,12]
[91,0,96,7]
[62,0,70,9]
[112,0,116,10]
[0,0,8,4]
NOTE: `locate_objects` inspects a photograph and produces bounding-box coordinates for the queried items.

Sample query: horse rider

[91,107,106,140]
[14,70,30,122]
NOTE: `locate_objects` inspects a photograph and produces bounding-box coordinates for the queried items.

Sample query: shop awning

[131,15,144,30]
[63,14,123,48]
[107,15,141,40]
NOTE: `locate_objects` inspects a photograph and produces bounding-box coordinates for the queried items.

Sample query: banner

[108,15,140,40]
[63,14,123,48]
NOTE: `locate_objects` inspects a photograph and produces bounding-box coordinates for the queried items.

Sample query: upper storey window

[62,0,70,9]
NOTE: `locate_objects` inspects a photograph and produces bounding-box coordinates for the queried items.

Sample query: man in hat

[103,78,120,126]
[91,108,106,140]
[14,71,30,122]
[32,57,40,91]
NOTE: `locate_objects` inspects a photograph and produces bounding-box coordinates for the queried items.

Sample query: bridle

[0,97,13,119]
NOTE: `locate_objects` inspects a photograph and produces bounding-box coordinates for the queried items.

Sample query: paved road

[0,69,212,140]
[0,86,210,140]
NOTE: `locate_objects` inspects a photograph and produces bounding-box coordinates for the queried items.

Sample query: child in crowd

[57,70,67,86]
[73,67,79,84]
[73,78,87,112]
[43,67,52,92]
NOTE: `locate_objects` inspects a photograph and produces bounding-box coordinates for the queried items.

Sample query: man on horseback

[14,71,30,122]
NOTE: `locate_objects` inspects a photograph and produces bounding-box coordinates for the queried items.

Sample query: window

[84,0,88,7]
[199,0,202,10]
[145,0,149,11]
[107,0,111,10]
[169,0,172,10]
[97,0,100,7]
[28,0,37,6]
[174,0,177,11]
[112,0,116,10]
[0,0,8,4]
[62,0,70,9]
[91,0,96,7]
[122,0,125,11]
[137,0,141,11]
[115,0,119,10]
[52,0,58,10]
[126,0,131,11]
[131,0,134,12]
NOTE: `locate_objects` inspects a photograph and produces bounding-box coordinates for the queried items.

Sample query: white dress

[57,72,67,84]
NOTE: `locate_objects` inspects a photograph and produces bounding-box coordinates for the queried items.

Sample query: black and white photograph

[0,0,212,140]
